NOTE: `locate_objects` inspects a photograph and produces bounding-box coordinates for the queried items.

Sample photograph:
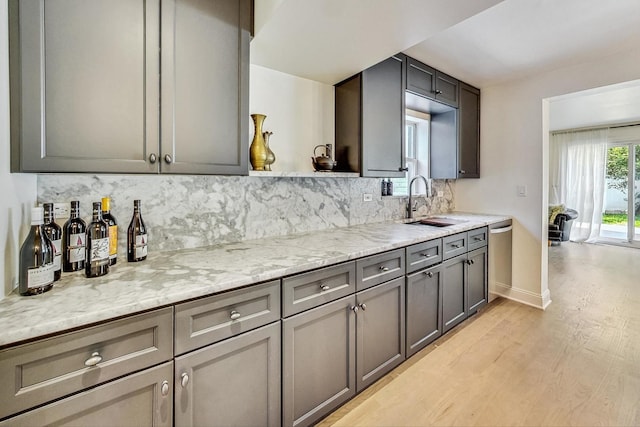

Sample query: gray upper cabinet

[161,0,249,175]
[335,55,406,177]
[405,57,459,108]
[9,0,249,175]
[458,82,481,178]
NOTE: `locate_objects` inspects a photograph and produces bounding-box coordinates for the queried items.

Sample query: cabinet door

[283,295,356,427]
[161,0,250,175]
[174,322,281,427]
[406,265,442,357]
[467,247,488,315]
[0,362,173,427]
[442,254,467,333]
[406,57,436,99]
[356,277,405,391]
[9,0,160,173]
[361,55,405,177]
[458,82,480,178]
[434,71,459,108]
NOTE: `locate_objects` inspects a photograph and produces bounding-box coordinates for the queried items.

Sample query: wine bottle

[127,200,148,262]
[62,201,87,272]
[101,197,118,266]
[85,202,110,278]
[42,203,62,281]
[19,207,55,296]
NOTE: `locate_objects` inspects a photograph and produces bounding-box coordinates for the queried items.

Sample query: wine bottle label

[27,264,55,289]
[135,234,148,258]
[69,233,86,263]
[108,225,118,259]
[90,238,110,263]
[51,239,62,270]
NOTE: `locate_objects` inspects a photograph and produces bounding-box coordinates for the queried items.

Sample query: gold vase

[250,114,268,171]
[263,131,275,171]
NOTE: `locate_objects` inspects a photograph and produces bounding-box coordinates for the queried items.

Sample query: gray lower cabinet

[174,322,281,427]
[356,277,405,390]
[467,246,488,315]
[406,264,443,357]
[0,362,174,427]
[9,0,250,175]
[442,254,468,333]
[282,295,357,427]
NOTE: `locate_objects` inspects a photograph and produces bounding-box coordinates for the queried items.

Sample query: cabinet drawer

[282,262,355,317]
[0,307,173,420]
[442,232,467,260]
[356,249,405,291]
[467,227,488,251]
[175,280,280,355]
[406,239,442,274]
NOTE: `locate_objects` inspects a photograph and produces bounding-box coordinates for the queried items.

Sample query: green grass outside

[602,213,640,227]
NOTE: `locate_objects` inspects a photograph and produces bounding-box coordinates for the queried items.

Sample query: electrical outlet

[54,202,70,219]
[437,191,444,197]
[363,193,373,202]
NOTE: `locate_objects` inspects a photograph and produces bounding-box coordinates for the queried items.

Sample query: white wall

[456,45,640,309]
[0,2,38,298]
[249,64,334,172]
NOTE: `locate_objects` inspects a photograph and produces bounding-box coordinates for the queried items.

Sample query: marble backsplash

[38,175,455,253]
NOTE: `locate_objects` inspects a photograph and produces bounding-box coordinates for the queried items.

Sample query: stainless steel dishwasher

[488,220,512,302]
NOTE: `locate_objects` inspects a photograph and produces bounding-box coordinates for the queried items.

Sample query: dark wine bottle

[127,200,148,262]
[42,203,62,281]
[62,201,87,272]
[101,197,118,266]
[85,202,110,278]
[19,207,55,296]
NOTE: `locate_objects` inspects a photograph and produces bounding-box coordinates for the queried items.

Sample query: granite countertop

[0,212,510,348]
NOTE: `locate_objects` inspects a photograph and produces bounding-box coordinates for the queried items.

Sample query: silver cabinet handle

[149,153,157,164]
[351,305,359,313]
[161,380,170,396]
[181,373,189,388]
[473,236,483,241]
[424,271,433,278]
[164,154,173,164]
[451,244,461,249]
[435,89,443,95]
[459,170,466,174]
[320,284,330,291]
[84,352,102,367]
[230,310,241,320]
[421,253,435,258]
[359,303,367,311]
[379,266,390,272]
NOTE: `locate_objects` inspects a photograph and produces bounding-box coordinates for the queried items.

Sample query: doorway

[600,143,640,246]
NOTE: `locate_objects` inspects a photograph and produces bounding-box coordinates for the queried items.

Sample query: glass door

[602,143,640,245]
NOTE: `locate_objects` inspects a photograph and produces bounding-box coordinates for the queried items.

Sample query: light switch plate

[363,193,373,202]
[517,185,527,197]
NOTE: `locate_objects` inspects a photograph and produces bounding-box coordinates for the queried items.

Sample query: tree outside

[605,146,640,217]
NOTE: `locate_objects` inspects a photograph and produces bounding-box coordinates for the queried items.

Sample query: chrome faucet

[406,175,432,219]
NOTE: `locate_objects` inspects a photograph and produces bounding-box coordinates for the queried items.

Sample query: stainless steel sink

[406,217,467,227]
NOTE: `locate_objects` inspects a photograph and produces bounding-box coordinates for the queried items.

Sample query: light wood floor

[318,242,640,427]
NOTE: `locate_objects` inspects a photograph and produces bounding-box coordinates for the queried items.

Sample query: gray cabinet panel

[356,277,405,391]
[406,57,435,98]
[10,0,160,173]
[161,0,250,175]
[429,109,458,179]
[443,232,467,260]
[467,247,488,315]
[335,55,405,178]
[468,227,488,251]
[406,238,442,274]
[0,307,173,420]
[174,280,280,355]
[406,264,442,357]
[283,295,356,427]
[282,262,355,317]
[458,82,481,178]
[442,254,467,333]
[174,322,281,427]
[435,71,459,108]
[0,362,173,427]
[356,248,405,291]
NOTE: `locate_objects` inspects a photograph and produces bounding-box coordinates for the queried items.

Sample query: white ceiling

[251,0,640,89]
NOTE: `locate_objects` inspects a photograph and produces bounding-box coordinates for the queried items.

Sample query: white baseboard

[490,282,552,310]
